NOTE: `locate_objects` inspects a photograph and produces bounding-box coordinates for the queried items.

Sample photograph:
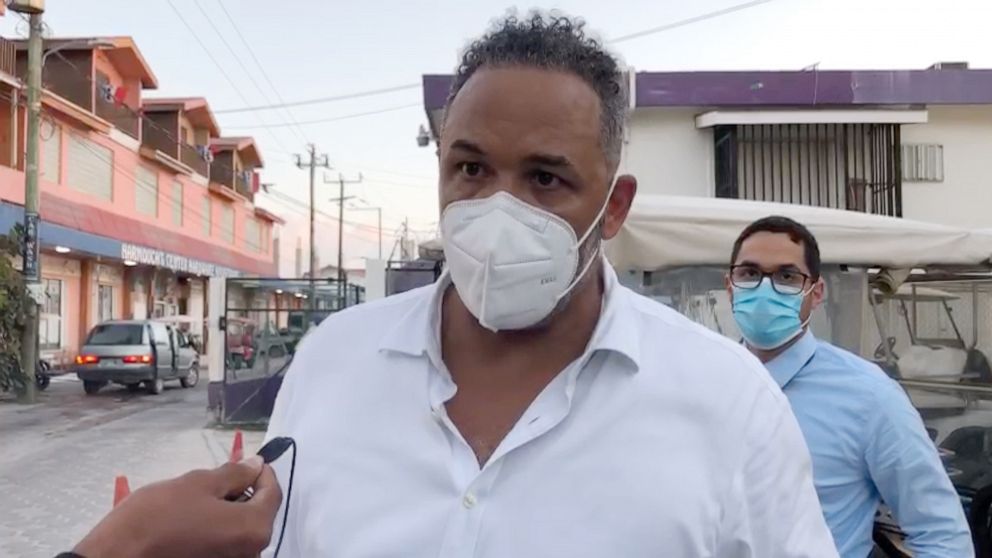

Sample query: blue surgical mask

[732,278,809,350]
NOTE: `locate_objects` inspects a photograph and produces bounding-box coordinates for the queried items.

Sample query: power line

[610,0,776,43]
[191,0,308,144]
[213,83,420,114]
[212,0,311,143]
[165,0,293,153]
[223,103,420,129]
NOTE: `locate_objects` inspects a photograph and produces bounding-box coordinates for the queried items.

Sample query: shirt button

[462,492,477,509]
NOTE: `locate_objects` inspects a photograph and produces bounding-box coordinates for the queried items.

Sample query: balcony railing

[179,143,209,177]
[235,173,254,202]
[0,37,15,76]
[95,97,140,140]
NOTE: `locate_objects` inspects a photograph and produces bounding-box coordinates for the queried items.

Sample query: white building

[423,63,992,229]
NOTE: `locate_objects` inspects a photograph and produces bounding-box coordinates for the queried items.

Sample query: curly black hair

[444,11,628,167]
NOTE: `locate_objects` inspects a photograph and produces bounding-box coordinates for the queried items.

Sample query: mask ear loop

[555,179,620,303]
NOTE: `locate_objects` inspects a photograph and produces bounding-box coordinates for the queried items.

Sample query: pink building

[0,35,283,368]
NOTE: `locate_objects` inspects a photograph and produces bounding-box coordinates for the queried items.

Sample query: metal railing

[714,123,903,217]
[179,143,209,177]
[0,37,16,76]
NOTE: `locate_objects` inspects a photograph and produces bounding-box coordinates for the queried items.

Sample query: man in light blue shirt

[727,215,973,557]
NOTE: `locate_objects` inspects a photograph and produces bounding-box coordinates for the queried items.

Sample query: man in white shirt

[263,12,837,557]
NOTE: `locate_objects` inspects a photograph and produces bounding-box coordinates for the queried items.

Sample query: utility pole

[293,145,329,315]
[326,172,362,308]
[17,9,44,403]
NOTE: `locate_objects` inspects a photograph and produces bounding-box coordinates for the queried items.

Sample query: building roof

[254,207,284,225]
[423,66,992,113]
[15,36,159,88]
[143,97,221,137]
[210,136,264,168]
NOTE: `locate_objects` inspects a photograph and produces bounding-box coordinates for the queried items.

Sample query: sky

[3,0,989,274]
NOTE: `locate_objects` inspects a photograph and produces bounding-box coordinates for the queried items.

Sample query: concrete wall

[900,105,992,228]
[621,107,713,197]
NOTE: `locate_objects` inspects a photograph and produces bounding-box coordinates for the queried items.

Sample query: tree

[0,225,32,394]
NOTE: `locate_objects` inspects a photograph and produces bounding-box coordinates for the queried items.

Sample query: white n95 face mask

[440,189,610,332]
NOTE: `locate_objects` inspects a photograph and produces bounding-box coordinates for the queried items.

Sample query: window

[245,217,261,252]
[171,181,183,226]
[135,165,158,216]
[41,122,61,183]
[220,203,235,244]
[150,322,169,346]
[902,144,944,182]
[66,133,113,200]
[98,285,114,322]
[202,196,211,237]
[39,279,63,350]
[86,323,145,346]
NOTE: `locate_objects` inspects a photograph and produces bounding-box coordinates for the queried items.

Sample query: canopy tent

[606,196,992,271]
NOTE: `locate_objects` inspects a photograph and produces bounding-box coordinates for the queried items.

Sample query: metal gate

[714,123,903,217]
[212,277,364,425]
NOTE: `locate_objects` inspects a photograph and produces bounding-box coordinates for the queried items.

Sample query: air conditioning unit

[8,0,45,14]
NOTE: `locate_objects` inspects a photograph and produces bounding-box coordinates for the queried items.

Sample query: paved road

[0,375,262,558]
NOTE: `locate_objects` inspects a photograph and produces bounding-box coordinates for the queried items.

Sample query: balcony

[235,171,254,201]
[179,142,209,177]
[0,37,15,77]
[95,95,140,140]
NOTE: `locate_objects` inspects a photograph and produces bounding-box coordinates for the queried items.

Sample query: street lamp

[349,200,383,260]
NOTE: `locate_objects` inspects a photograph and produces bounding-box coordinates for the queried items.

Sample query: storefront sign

[120,243,240,278]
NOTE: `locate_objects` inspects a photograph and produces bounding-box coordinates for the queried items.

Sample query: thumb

[210,455,264,499]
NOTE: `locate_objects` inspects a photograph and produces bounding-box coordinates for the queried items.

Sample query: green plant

[0,224,31,392]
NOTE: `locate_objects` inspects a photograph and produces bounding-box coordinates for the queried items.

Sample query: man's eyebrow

[450,139,485,155]
[524,153,574,169]
[735,260,803,271]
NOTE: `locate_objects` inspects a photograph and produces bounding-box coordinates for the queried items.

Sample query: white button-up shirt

[263,265,838,557]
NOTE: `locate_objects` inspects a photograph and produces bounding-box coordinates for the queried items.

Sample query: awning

[694,109,929,128]
[605,195,992,271]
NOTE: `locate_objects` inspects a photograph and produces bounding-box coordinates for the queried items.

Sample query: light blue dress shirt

[765,331,973,558]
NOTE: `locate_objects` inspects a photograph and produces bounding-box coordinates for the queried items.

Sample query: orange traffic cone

[113,475,131,507]
[229,430,244,463]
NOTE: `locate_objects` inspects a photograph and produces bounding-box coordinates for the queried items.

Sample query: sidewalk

[0,382,265,558]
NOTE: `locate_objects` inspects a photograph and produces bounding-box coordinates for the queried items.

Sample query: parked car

[75,320,200,395]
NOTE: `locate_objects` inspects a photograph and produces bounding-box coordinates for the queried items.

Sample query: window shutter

[67,134,113,200]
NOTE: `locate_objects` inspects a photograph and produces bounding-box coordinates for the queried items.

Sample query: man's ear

[602,174,637,240]
[809,277,826,311]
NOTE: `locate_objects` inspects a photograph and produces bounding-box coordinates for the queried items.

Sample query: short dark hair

[730,216,822,279]
[444,11,628,167]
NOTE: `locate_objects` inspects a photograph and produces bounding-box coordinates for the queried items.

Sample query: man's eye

[458,162,483,177]
[532,171,560,188]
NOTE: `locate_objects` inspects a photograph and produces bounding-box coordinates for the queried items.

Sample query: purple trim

[422,70,992,110]
[635,70,992,107]
[423,75,452,111]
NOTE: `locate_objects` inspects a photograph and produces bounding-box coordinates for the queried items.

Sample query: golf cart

[606,195,992,557]
[871,284,992,384]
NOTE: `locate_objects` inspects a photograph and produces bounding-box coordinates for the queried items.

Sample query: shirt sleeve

[260,355,305,558]
[866,383,974,558]
[719,402,840,557]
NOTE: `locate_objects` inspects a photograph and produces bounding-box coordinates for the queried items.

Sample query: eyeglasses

[729,265,811,295]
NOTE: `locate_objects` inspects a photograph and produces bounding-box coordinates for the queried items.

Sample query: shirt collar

[378,258,641,372]
[764,329,818,389]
